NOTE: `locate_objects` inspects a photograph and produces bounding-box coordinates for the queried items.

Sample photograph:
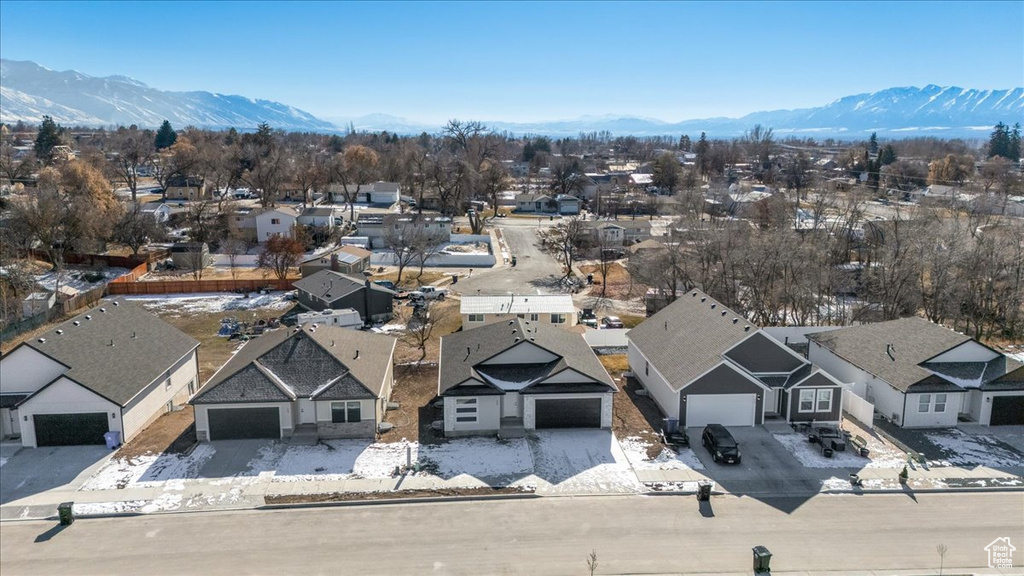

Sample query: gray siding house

[627,290,843,429]
[293,270,395,324]
[191,325,396,441]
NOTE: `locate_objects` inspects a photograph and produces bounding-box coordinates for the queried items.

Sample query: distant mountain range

[2,59,1022,138]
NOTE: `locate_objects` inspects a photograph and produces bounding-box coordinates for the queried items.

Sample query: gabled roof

[808,317,972,392]
[438,319,615,396]
[15,299,199,406]
[293,270,394,301]
[724,332,805,374]
[628,290,756,392]
[300,207,335,217]
[191,325,395,404]
[460,294,575,315]
[984,363,1024,391]
[258,206,299,218]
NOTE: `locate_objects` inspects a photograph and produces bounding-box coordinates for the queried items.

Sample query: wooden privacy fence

[107,278,298,295]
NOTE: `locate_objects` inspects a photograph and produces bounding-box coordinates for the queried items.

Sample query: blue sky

[2,1,1022,123]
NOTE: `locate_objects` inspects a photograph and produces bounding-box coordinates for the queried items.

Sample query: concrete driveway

[0,445,112,504]
[197,439,279,479]
[688,426,822,498]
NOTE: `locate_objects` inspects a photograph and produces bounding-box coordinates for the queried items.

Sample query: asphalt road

[2,493,1021,575]
[452,218,566,296]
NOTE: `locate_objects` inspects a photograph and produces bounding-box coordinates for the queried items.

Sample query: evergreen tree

[678,134,691,152]
[34,115,62,163]
[154,120,177,150]
[521,140,535,162]
[868,132,879,154]
[1008,123,1022,161]
[988,122,1011,159]
[878,144,897,167]
[695,132,709,177]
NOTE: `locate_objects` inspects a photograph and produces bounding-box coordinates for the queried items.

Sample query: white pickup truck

[409,286,447,301]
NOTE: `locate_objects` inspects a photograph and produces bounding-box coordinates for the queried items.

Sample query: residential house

[627,290,843,428]
[297,206,337,230]
[230,207,262,242]
[191,325,395,441]
[726,191,773,217]
[255,206,299,242]
[922,184,963,202]
[328,181,401,205]
[0,299,200,446]
[169,242,212,271]
[358,213,452,249]
[293,270,394,323]
[139,202,171,224]
[165,176,209,201]
[299,245,372,277]
[437,319,617,437]
[807,317,1022,427]
[460,294,577,329]
[629,173,653,189]
[514,193,581,215]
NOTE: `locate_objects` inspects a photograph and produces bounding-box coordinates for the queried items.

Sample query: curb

[642,484,1024,497]
[258,491,541,511]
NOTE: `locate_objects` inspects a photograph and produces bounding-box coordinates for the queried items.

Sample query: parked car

[374,280,397,291]
[409,286,446,301]
[578,308,598,328]
[702,424,741,464]
[600,316,624,329]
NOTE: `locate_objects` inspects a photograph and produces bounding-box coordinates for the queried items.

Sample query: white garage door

[686,394,756,428]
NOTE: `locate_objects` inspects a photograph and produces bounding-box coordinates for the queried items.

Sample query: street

[2,493,1021,575]
[453,218,565,296]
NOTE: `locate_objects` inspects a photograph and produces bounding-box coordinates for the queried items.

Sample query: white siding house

[255,207,299,241]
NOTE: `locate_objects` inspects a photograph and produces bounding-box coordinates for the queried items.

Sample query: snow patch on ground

[773,433,906,469]
[126,292,292,315]
[925,429,1024,468]
[371,322,407,334]
[0,457,7,468]
[81,444,217,491]
[35,267,128,292]
[423,437,533,479]
[619,436,705,470]
[73,492,183,515]
[528,430,642,494]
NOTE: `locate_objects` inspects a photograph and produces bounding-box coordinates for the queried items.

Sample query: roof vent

[721,310,727,316]
[664,321,668,330]
[700,297,706,302]
[744,325,751,332]
[132,331,137,338]
[692,292,698,297]
[886,343,896,361]
[73,321,80,326]
[354,350,359,359]
[37,338,45,343]
[55,329,64,335]
[509,320,515,326]
[85,315,92,320]
[109,339,115,347]
[514,338,520,342]
[113,301,119,306]
[732,318,739,324]
[710,304,716,309]
[99,307,106,313]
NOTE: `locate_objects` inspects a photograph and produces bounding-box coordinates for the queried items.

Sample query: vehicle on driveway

[702,424,742,464]
[409,286,446,301]
[601,316,624,329]
[578,308,598,328]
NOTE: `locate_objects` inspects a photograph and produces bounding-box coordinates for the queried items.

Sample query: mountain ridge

[2,59,1021,138]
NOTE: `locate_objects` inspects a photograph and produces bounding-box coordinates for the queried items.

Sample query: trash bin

[664,417,679,435]
[752,546,772,573]
[104,431,121,450]
[58,502,75,526]
[696,481,712,501]
[451,274,458,284]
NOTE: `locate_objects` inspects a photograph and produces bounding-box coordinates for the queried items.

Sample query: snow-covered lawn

[424,437,533,479]
[772,433,906,469]
[35,267,129,292]
[619,436,705,470]
[126,292,293,315]
[81,444,217,491]
[925,429,1024,468]
[528,430,642,494]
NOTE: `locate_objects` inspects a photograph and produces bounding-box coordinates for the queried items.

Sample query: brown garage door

[534,398,602,429]
[34,413,108,446]
[208,407,280,440]
[990,396,1024,426]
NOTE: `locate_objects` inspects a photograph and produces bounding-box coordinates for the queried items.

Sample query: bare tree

[383,222,422,285]
[257,233,304,280]
[542,215,590,279]
[113,203,164,255]
[330,145,379,221]
[401,300,452,363]
[107,127,155,202]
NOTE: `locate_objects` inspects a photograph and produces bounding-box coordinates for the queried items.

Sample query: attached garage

[684,394,757,428]
[990,396,1024,426]
[33,413,109,446]
[207,407,281,440]
[534,398,602,428]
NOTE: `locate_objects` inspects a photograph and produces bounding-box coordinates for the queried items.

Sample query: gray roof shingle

[438,319,615,396]
[293,270,394,300]
[20,299,199,406]
[724,332,805,374]
[191,325,394,404]
[627,290,756,392]
[807,317,971,392]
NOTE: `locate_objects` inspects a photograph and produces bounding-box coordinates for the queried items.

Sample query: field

[579,262,645,300]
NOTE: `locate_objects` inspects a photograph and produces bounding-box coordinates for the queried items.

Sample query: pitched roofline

[120,343,200,408]
[18,373,121,408]
[788,368,846,389]
[8,341,73,371]
[526,366,617,393]
[677,360,773,393]
[918,337,1002,365]
[252,361,298,400]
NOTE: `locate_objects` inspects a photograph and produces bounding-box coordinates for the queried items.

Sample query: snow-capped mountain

[0,60,336,132]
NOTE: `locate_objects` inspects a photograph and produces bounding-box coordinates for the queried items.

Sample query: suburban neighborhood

[1,2,1023,574]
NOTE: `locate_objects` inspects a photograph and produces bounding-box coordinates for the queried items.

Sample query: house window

[271,218,281,225]
[918,394,931,413]
[799,389,815,412]
[455,398,477,423]
[816,389,833,412]
[331,401,362,423]
[550,314,566,324]
[468,314,484,323]
[934,394,947,413]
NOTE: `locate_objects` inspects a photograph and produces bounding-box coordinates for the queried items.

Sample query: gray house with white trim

[627,290,843,429]
[191,325,396,441]
[438,319,617,437]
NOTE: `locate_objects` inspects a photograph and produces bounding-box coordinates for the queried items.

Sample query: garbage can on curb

[752,545,772,574]
[696,481,712,501]
[104,431,121,450]
[58,502,75,526]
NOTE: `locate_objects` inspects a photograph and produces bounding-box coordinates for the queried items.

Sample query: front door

[297,399,316,425]
[503,393,521,418]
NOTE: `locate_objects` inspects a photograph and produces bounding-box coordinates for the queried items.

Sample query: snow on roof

[460,294,575,315]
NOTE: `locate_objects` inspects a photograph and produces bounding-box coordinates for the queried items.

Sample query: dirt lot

[379,364,445,445]
[372,270,449,289]
[116,405,197,459]
[392,298,462,364]
[600,354,666,458]
[579,261,645,301]
[265,486,534,504]
[141,267,295,281]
